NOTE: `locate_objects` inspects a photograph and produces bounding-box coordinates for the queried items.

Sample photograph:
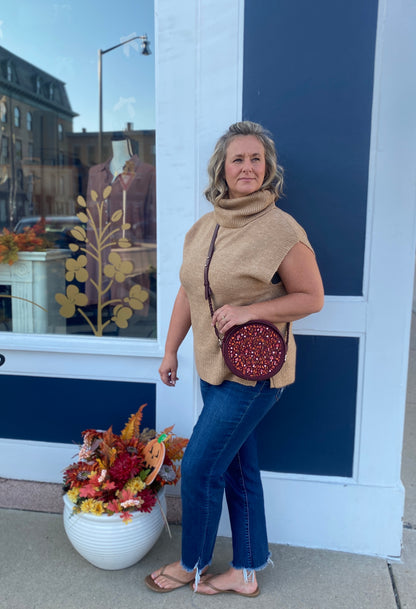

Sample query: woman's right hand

[159,286,191,387]
[159,353,179,387]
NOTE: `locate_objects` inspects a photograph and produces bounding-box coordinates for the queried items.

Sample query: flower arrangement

[63,405,188,524]
[0,219,48,265]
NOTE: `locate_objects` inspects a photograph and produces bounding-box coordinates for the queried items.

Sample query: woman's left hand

[212,305,251,334]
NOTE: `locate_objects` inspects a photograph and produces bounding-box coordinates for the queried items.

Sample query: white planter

[0,250,69,333]
[63,490,166,570]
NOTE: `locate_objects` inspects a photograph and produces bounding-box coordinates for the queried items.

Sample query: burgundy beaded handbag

[204,224,289,381]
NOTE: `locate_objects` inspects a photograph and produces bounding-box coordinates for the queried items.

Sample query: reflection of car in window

[14,216,84,249]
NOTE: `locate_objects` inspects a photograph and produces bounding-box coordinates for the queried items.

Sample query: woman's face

[224,135,266,199]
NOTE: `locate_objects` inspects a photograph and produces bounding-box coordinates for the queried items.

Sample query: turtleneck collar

[213,190,276,228]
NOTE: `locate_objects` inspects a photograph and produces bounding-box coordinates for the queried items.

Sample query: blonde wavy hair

[204,121,284,205]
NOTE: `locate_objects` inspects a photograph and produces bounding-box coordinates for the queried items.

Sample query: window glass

[1,136,9,163]
[14,106,21,128]
[15,140,22,161]
[0,1,156,339]
[0,102,7,123]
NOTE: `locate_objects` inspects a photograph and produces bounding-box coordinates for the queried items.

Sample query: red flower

[138,488,157,513]
[108,452,141,488]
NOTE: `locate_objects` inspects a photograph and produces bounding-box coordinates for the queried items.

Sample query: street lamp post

[98,35,151,163]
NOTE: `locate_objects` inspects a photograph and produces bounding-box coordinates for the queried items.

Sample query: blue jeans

[180,379,284,582]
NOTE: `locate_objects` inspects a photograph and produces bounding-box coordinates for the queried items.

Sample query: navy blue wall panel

[0,375,156,444]
[243,0,378,295]
[257,336,359,477]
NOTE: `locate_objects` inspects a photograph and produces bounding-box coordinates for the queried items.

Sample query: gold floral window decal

[55,182,151,337]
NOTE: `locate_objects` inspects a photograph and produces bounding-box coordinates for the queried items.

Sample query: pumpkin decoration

[143,433,170,484]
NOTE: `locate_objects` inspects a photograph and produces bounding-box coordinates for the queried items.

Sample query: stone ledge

[0,478,182,524]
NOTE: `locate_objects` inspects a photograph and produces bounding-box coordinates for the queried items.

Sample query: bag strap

[204,224,221,341]
[204,223,290,345]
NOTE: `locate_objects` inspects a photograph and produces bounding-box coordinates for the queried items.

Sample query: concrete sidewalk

[1,312,415,609]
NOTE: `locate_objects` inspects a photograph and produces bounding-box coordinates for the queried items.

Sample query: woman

[145,121,324,596]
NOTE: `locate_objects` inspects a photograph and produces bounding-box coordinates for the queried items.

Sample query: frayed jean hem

[231,554,274,582]
[180,559,212,590]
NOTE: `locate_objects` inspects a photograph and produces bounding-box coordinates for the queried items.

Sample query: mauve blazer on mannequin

[85,154,156,305]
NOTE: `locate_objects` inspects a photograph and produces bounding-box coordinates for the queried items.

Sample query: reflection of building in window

[0,101,7,123]
[17,169,24,189]
[15,139,22,161]
[1,136,9,163]
[0,46,77,228]
[14,106,21,128]
[87,145,96,165]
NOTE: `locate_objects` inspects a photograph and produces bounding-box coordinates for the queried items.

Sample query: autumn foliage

[63,405,188,523]
[0,218,48,265]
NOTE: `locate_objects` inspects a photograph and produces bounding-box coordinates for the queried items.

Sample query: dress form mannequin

[109,138,133,179]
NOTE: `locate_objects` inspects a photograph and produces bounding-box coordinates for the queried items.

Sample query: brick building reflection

[0,46,155,231]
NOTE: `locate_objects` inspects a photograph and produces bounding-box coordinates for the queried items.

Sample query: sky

[0,0,155,132]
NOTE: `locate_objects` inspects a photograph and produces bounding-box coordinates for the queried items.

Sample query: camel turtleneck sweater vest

[180,190,313,388]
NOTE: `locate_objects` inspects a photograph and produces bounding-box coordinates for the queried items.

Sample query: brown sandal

[192,574,260,597]
[144,565,194,593]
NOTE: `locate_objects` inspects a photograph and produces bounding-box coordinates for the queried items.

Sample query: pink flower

[120,512,133,524]
[79,484,99,498]
[106,500,121,513]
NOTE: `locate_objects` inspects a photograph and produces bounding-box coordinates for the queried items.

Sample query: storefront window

[0,1,156,339]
